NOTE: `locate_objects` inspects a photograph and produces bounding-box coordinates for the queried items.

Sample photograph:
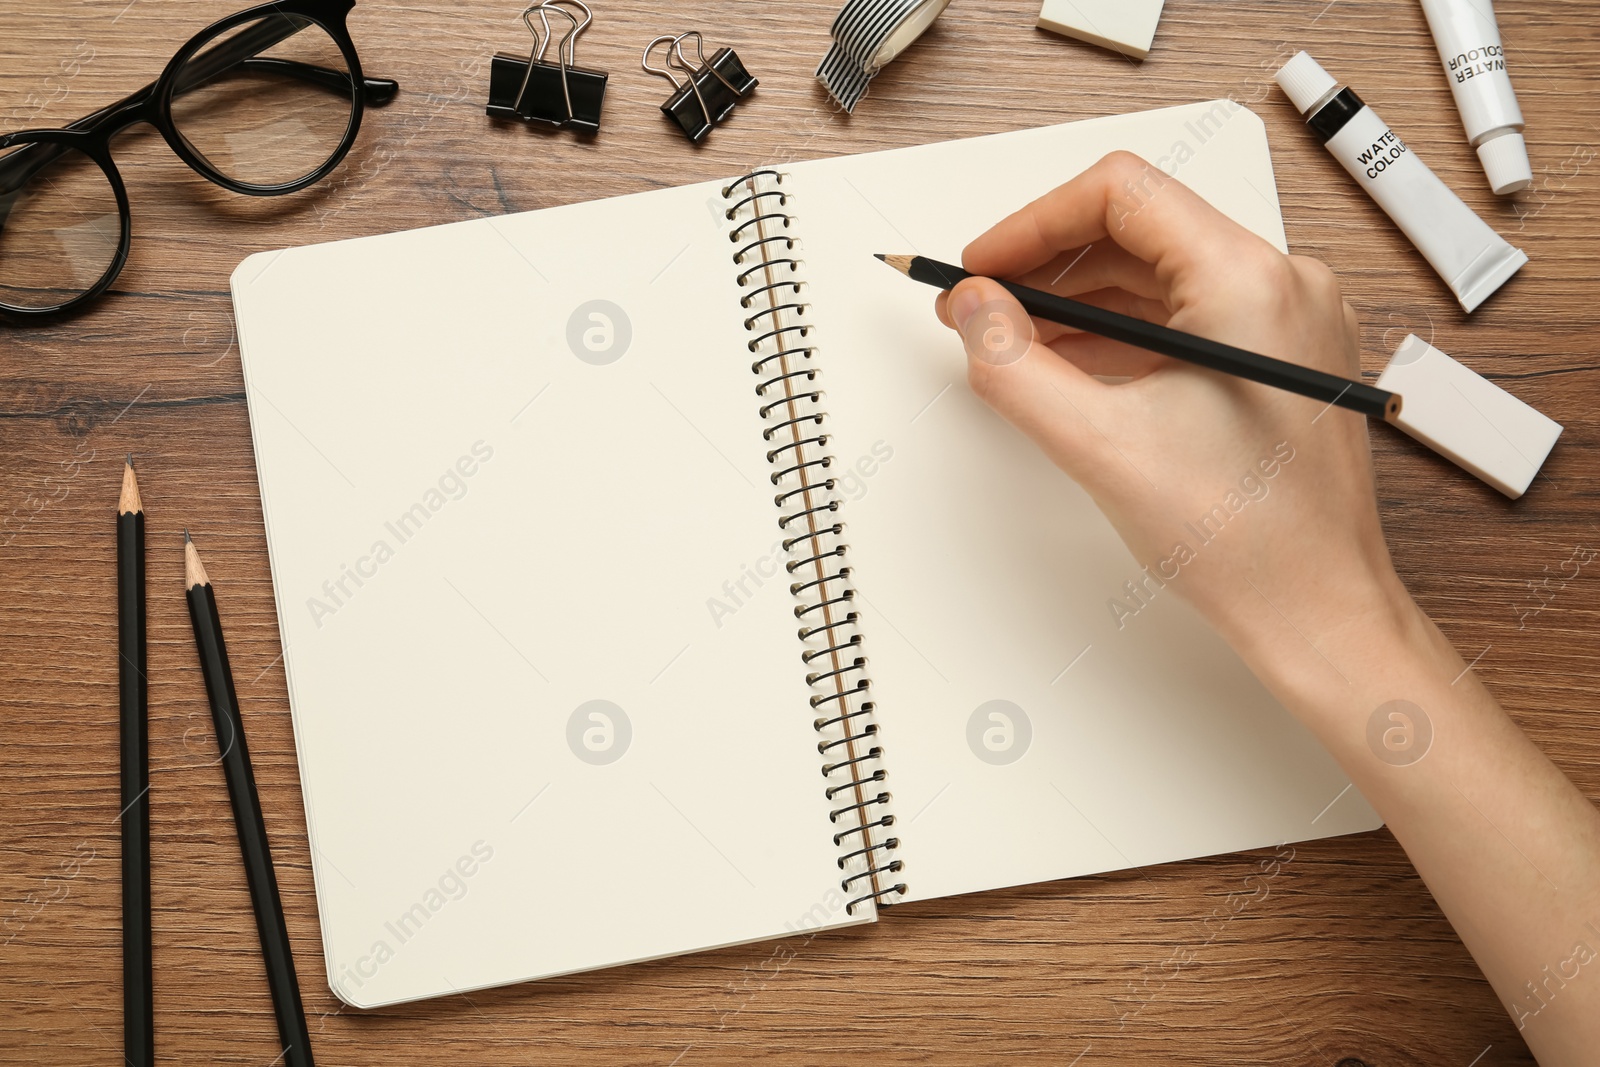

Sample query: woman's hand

[936,152,1600,1066]
[935,151,1411,664]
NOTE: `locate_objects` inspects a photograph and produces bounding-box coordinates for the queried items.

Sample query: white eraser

[1037,0,1165,59]
[1377,334,1562,499]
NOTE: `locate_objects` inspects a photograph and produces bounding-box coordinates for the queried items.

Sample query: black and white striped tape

[815,0,953,112]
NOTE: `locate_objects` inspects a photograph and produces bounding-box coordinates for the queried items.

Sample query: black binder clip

[486,1,607,134]
[642,32,758,144]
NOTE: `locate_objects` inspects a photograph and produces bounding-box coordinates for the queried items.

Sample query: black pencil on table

[118,457,154,1067]
[875,253,1401,422]
[184,532,314,1067]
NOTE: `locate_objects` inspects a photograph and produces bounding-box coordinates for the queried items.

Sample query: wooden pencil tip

[877,254,915,276]
[873,253,886,262]
[119,455,143,515]
[184,533,209,589]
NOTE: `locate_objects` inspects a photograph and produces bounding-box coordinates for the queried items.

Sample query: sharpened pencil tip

[873,253,886,262]
[184,531,209,589]
[877,254,916,277]
[119,456,143,514]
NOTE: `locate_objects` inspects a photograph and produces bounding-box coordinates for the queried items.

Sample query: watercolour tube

[1418,0,1531,196]
[1275,51,1526,314]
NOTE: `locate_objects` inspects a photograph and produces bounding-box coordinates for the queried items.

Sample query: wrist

[1226,568,1435,725]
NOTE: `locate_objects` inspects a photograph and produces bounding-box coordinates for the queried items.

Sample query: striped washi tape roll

[815,0,954,112]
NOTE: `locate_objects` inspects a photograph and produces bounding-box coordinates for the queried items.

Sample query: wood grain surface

[3,1,1597,1064]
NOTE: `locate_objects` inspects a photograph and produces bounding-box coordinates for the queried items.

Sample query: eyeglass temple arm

[231,58,397,104]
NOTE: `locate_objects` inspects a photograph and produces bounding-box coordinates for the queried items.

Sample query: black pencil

[184,532,313,1067]
[875,254,1401,421]
[118,457,154,1067]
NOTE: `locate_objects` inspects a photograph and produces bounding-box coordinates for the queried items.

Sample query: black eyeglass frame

[0,0,398,319]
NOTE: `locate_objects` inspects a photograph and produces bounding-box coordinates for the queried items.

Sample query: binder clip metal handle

[643,32,758,144]
[487,0,608,134]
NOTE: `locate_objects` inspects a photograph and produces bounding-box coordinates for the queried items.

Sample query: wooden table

[3,1,1595,1063]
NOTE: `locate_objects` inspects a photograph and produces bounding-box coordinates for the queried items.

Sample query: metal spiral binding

[722,169,906,915]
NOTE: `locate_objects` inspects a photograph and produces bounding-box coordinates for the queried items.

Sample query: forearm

[1237,586,1600,1065]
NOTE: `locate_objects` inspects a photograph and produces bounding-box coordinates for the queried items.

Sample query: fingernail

[950,284,983,333]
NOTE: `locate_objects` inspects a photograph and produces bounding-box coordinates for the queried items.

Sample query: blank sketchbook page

[789,102,1382,903]
[231,181,863,1008]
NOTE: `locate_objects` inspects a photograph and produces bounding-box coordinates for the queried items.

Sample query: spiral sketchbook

[230,100,1382,1009]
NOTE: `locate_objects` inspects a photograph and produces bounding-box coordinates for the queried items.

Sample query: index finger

[962,151,1271,283]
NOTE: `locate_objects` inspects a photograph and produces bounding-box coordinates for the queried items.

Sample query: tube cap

[1477,132,1533,196]
[1275,51,1337,115]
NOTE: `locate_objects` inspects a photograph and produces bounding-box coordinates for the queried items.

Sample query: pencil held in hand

[876,254,1401,422]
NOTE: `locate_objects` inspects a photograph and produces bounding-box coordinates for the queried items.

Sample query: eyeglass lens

[171,14,357,188]
[0,143,122,312]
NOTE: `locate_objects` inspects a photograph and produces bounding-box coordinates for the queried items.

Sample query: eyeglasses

[0,0,397,319]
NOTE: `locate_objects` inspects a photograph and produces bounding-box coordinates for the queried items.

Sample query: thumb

[944,276,1111,471]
